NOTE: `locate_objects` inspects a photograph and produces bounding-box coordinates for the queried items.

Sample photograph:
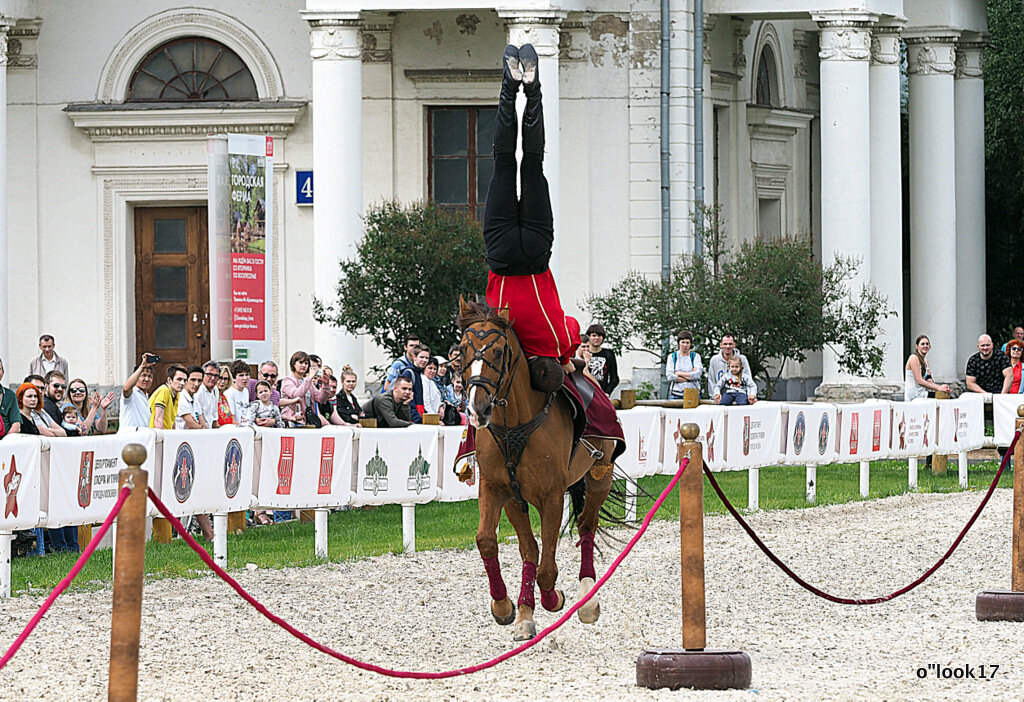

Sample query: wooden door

[135,207,210,381]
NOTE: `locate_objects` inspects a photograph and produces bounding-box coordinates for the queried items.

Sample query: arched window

[127,37,258,102]
[754,46,779,107]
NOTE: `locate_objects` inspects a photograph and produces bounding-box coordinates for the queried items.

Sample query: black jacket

[336,391,364,424]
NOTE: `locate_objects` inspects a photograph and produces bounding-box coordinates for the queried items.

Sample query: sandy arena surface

[1,489,1023,701]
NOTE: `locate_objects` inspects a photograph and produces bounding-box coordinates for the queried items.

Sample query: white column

[906,33,960,382]
[213,513,228,568]
[813,14,876,396]
[0,24,9,367]
[502,13,564,280]
[954,40,987,369]
[314,508,329,559]
[304,13,364,376]
[869,26,905,386]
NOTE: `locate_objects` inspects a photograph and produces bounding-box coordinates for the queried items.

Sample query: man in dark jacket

[369,375,414,428]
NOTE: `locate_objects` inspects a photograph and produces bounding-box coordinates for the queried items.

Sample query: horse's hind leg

[576,446,614,624]
[503,501,540,641]
[476,478,515,626]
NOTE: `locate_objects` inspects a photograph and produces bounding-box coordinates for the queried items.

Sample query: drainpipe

[660,0,672,283]
[693,0,705,257]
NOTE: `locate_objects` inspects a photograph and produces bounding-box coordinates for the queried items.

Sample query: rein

[462,323,554,512]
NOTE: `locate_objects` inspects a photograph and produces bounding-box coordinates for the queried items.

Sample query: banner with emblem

[936,394,986,453]
[992,393,1023,447]
[45,431,159,527]
[615,407,663,478]
[157,428,255,516]
[352,427,441,506]
[837,401,892,461]
[0,435,43,531]
[661,407,726,472]
[782,404,838,466]
[720,404,783,469]
[438,425,479,502]
[253,427,354,508]
[888,400,937,458]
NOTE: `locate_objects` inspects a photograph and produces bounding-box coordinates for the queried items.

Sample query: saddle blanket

[454,373,626,473]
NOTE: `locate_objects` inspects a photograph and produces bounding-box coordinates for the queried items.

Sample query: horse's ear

[459,295,470,317]
[497,306,510,322]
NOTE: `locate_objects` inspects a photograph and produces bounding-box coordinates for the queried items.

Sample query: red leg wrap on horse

[540,587,560,611]
[578,532,596,580]
[518,561,537,609]
[482,556,507,602]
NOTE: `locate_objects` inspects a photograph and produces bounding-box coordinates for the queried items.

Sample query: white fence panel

[254,427,354,509]
[438,425,479,502]
[616,407,663,478]
[936,394,986,453]
[157,428,256,516]
[46,430,158,527]
[993,393,1022,446]
[889,400,937,458]
[838,402,892,461]
[352,426,441,506]
[662,407,726,472]
[721,404,783,469]
[0,436,43,531]
[782,404,838,466]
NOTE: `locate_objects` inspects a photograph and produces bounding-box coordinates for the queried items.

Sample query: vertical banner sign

[277,436,295,495]
[207,136,232,360]
[228,134,274,362]
[318,437,335,495]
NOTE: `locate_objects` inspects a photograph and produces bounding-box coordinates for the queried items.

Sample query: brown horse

[457,297,615,641]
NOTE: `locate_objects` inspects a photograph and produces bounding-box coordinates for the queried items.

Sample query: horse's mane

[456,299,511,332]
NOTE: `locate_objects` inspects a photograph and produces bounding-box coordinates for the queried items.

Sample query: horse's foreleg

[476,480,514,625]
[575,463,613,624]
[503,502,540,640]
[536,496,566,612]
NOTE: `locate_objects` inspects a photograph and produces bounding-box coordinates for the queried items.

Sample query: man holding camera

[119,353,157,431]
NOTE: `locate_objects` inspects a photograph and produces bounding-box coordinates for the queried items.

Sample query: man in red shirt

[483,44,574,392]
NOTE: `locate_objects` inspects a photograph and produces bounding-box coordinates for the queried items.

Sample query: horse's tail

[562,467,655,540]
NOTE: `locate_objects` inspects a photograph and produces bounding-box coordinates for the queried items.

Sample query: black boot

[494,45,521,155]
[519,44,544,156]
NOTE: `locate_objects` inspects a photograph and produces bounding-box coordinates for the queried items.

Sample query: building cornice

[64,102,306,142]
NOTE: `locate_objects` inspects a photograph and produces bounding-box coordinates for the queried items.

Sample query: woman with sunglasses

[904,335,950,401]
[1002,339,1024,394]
[216,366,235,425]
[66,378,115,435]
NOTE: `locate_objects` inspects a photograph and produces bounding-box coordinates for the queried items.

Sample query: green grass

[10,459,1010,596]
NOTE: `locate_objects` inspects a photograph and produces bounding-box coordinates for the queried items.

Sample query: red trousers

[487,270,579,365]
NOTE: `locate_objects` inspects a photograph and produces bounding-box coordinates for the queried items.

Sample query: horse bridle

[461,323,553,512]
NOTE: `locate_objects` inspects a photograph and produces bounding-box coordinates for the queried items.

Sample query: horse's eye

[494,347,504,359]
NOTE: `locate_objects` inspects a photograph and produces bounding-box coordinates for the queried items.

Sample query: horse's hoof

[577,577,600,624]
[491,597,515,626]
[513,618,537,641]
[541,588,565,612]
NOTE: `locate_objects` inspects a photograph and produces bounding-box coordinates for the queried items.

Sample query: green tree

[314,202,488,375]
[985,0,1024,338]
[585,224,891,397]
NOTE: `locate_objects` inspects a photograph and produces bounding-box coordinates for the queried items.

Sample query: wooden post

[108,444,149,702]
[678,423,706,650]
[976,405,1024,620]
[78,525,93,546]
[682,388,699,409]
[932,390,950,475]
[636,423,750,689]
[227,511,246,534]
[299,510,316,523]
[151,518,172,544]
[1013,409,1024,592]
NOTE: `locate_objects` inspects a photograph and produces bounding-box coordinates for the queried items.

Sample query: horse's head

[457,296,518,429]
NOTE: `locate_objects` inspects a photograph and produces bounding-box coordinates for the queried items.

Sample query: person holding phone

[120,353,157,431]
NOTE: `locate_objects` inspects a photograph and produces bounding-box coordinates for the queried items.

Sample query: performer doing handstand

[483,44,578,392]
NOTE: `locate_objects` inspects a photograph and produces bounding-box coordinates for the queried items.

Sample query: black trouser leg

[483,153,522,274]
[522,83,545,156]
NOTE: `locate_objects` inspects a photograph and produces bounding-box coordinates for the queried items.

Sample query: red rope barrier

[146,457,689,679]
[0,485,132,670]
[704,430,1021,605]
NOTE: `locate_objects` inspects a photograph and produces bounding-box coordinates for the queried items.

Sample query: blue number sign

[296,170,313,205]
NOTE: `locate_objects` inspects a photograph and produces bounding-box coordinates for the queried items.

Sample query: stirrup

[579,438,605,461]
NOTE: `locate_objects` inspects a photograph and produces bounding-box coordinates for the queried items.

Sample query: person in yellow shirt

[149,365,187,429]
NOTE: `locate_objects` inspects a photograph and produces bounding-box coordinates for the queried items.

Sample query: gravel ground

[2,489,1023,701]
